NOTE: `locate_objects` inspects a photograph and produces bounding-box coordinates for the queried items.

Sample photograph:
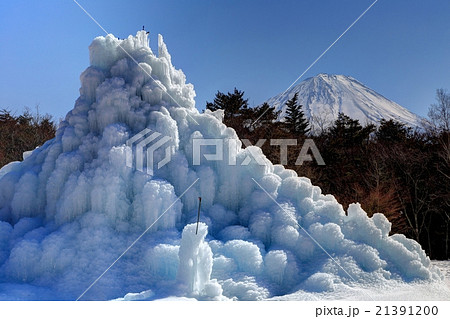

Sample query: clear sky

[0,0,449,121]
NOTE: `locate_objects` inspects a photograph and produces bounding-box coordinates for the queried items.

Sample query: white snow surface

[432,260,450,289]
[266,74,422,131]
[0,31,448,301]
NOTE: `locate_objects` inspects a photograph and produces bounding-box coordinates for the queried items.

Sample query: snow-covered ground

[0,30,446,301]
[113,261,450,301]
[433,260,450,289]
[114,261,450,301]
[273,279,450,301]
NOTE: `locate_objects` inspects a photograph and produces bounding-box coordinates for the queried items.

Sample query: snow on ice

[0,31,448,301]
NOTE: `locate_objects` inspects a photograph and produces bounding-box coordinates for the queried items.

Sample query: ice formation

[177,223,222,299]
[0,31,446,301]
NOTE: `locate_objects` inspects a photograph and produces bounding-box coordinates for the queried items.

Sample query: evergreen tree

[253,102,279,126]
[376,119,411,142]
[296,105,310,135]
[328,112,375,146]
[206,88,248,120]
[284,93,299,130]
[284,93,310,135]
[247,102,282,139]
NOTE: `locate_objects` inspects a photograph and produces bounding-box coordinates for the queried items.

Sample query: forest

[0,108,56,168]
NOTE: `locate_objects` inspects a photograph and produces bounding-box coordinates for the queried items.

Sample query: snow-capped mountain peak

[266,73,422,130]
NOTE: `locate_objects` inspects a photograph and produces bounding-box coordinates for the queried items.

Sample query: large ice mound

[0,31,444,300]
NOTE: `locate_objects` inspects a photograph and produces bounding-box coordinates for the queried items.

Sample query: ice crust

[0,31,444,300]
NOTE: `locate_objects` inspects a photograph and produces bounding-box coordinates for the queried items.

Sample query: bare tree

[310,109,333,135]
[428,88,450,132]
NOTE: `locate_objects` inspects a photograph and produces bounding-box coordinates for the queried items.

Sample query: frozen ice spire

[88,30,152,71]
[177,223,222,298]
[158,34,172,64]
[137,30,150,48]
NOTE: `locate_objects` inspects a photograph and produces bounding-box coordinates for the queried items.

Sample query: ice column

[177,223,222,297]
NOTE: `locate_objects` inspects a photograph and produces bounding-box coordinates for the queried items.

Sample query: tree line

[206,88,450,260]
[0,108,56,168]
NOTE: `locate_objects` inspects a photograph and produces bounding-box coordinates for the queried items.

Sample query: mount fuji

[266,74,422,130]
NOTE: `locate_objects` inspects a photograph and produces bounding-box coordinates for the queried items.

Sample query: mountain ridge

[265,73,422,130]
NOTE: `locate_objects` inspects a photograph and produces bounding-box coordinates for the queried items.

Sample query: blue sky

[0,0,449,120]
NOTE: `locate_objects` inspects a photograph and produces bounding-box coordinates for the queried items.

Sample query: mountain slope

[266,74,422,130]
